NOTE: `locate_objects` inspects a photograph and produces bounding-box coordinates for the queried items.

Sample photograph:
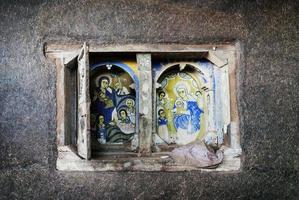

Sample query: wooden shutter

[77,42,91,159]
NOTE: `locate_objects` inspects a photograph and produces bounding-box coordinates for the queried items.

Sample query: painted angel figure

[97,115,107,144]
[157,91,172,109]
[125,99,136,125]
[195,90,204,108]
[157,109,170,143]
[116,109,135,134]
[157,91,167,107]
[115,81,130,96]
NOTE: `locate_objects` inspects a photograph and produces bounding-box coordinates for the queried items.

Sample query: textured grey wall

[0,0,298,199]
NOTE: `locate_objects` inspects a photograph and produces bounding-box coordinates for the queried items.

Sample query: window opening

[90,62,139,152]
[154,63,209,146]
[45,43,242,171]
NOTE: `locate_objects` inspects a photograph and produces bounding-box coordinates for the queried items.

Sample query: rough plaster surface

[0,0,298,199]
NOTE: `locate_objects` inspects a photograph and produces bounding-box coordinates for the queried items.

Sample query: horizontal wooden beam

[45,43,237,59]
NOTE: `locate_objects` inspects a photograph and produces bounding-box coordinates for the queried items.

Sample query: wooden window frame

[45,42,242,171]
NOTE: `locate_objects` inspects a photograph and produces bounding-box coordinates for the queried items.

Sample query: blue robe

[158,118,168,126]
[95,87,116,125]
[97,125,107,140]
[173,101,203,134]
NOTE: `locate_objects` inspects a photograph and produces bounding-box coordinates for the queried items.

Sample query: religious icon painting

[89,62,139,145]
[154,61,215,145]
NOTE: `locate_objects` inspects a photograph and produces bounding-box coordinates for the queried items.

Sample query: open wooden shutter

[77,42,91,159]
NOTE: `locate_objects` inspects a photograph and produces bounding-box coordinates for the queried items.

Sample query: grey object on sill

[170,142,224,168]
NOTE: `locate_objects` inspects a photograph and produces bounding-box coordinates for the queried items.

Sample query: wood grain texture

[77,43,91,159]
[137,54,153,156]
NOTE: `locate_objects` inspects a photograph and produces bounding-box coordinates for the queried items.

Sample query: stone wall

[0,0,298,199]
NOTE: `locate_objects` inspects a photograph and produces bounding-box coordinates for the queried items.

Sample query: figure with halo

[93,76,117,125]
[173,82,204,144]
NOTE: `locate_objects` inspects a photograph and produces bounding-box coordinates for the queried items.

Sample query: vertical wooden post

[228,45,241,150]
[137,54,152,156]
[56,58,67,146]
[77,43,91,159]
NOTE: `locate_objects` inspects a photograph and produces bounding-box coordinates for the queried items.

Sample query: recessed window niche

[45,43,242,171]
[153,60,231,147]
[89,59,139,154]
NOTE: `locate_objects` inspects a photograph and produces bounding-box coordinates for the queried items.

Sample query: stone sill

[57,145,242,172]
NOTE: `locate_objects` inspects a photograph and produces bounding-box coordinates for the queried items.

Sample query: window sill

[57,145,241,172]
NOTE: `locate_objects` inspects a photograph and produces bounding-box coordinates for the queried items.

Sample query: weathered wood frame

[45,42,242,171]
[77,43,91,159]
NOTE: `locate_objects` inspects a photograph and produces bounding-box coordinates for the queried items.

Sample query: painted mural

[154,62,213,145]
[90,62,138,145]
